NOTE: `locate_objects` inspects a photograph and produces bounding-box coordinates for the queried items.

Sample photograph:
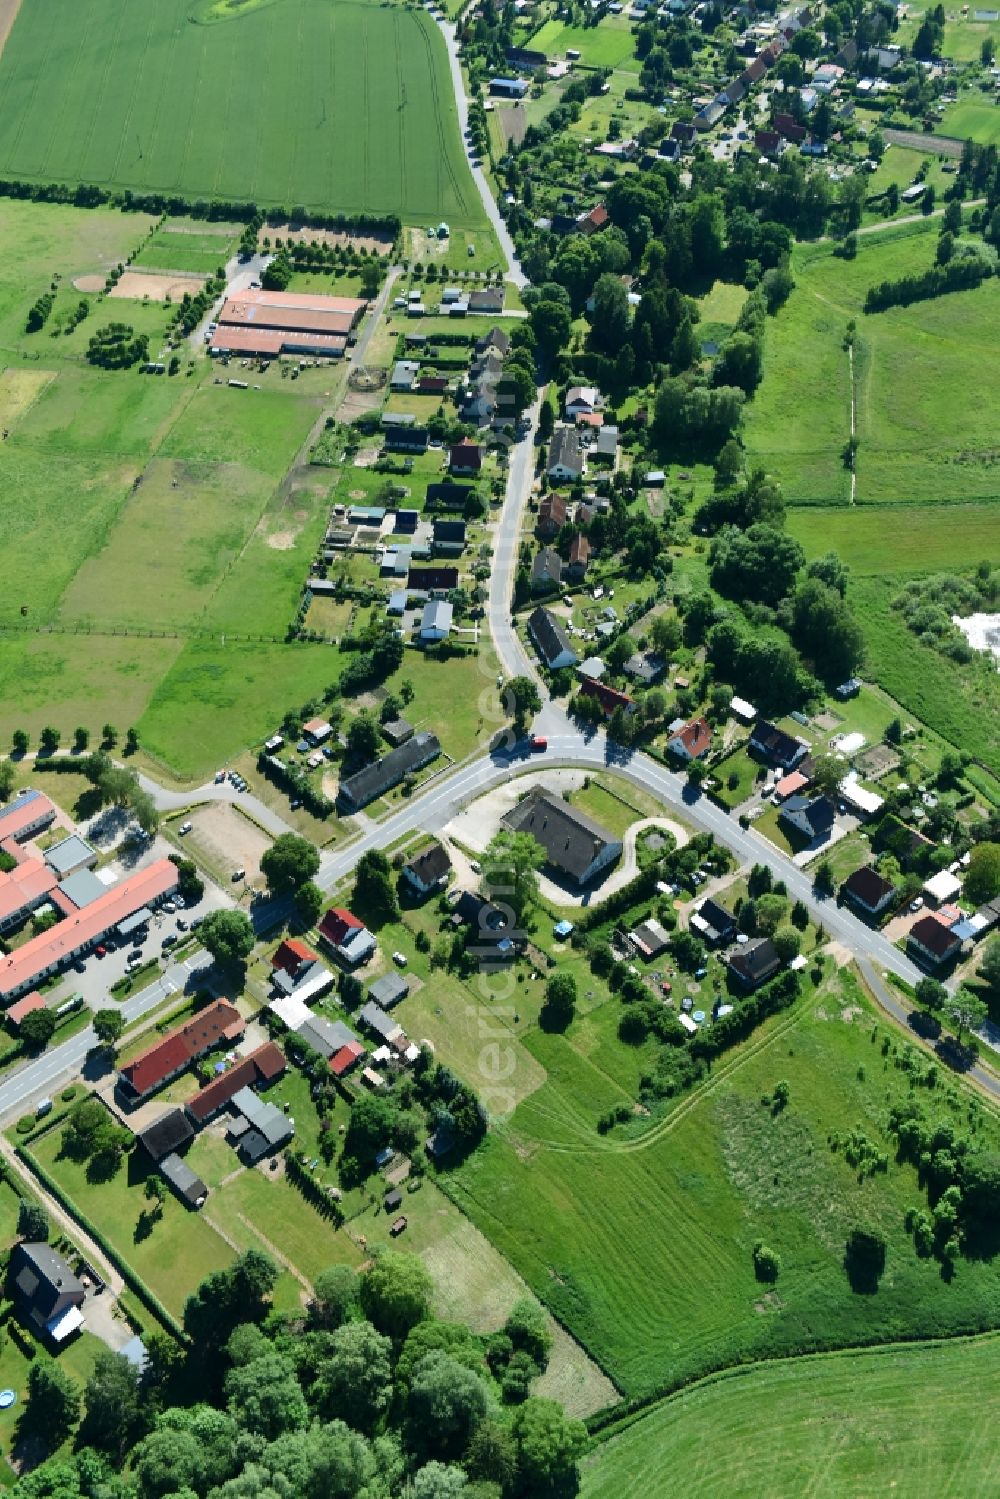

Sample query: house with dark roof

[384,426,429,454]
[502,787,622,886]
[666,716,712,761]
[318,907,377,966]
[137,1109,194,1162]
[750,719,808,769]
[432,518,466,554]
[727,937,781,988]
[9,1242,85,1343]
[337,732,442,812]
[476,327,510,357]
[629,919,671,959]
[531,547,563,595]
[408,566,459,593]
[907,915,962,969]
[548,427,584,483]
[567,534,591,580]
[368,972,409,1009]
[382,717,414,748]
[426,483,474,512]
[452,892,519,961]
[624,651,665,685]
[841,866,896,919]
[528,606,576,671]
[403,840,451,896]
[690,898,737,945]
[159,1154,208,1209]
[450,440,482,475]
[779,794,835,841]
[468,287,505,315]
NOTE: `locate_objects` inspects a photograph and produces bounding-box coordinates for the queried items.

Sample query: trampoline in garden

[0,1390,16,1409]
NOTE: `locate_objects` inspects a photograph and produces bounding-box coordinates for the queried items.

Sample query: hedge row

[16,1146,187,1343]
[284,1150,345,1226]
[864,255,992,313]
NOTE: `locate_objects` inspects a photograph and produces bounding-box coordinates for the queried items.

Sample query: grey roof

[295,1015,358,1059]
[12,1243,84,1314]
[58,868,108,909]
[728,938,781,986]
[382,716,414,746]
[421,600,454,636]
[624,652,665,684]
[548,427,584,476]
[751,719,805,766]
[159,1152,208,1207]
[43,834,96,877]
[137,1108,194,1162]
[781,794,835,836]
[368,972,410,1009]
[532,547,562,587]
[502,787,620,883]
[231,1085,293,1148]
[596,425,619,456]
[528,606,575,668]
[358,1001,402,1041]
[338,732,442,810]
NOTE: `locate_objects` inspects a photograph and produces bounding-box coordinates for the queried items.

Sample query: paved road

[435,12,526,288]
[0,953,213,1121]
[858,958,1000,1102]
[136,770,297,839]
[489,396,544,685]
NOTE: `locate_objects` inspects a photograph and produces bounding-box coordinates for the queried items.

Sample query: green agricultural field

[581,1335,1000,1498]
[0,0,485,225]
[787,501,1000,576]
[444,969,1000,1401]
[529,15,638,68]
[133,224,239,275]
[745,224,1000,505]
[941,94,1000,145]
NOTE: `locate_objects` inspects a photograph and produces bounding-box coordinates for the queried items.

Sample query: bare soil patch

[110,269,207,302]
[268,222,394,255]
[73,274,106,292]
[184,801,272,888]
[0,0,23,55]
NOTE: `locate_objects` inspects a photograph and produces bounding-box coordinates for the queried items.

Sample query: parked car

[177,919,188,931]
[392,951,408,968]
[162,934,178,948]
[232,868,246,882]
[95,945,106,958]
[909,896,924,912]
[179,821,192,835]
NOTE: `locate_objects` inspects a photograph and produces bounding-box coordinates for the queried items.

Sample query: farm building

[186,1041,287,1124]
[118,1000,245,1102]
[528,606,576,671]
[337,733,442,812]
[502,787,622,886]
[210,288,366,360]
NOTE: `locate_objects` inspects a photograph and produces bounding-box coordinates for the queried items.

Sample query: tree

[92,1008,124,1048]
[199,909,255,969]
[25,1359,79,1446]
[311,1321,392,1430]
[965,843,1000,906]
[540,972,577,1032]
[530,299,572,361]
[360,1251,433,1340]
[606,632,638,675]
[511,1397,586,1495]
[17,1198,49,1242]
[481,829,544,921]
[979,938,1000,991]
[813,860,834,897]
[772,925,801,963]
[102,723,117,747]
[354,848,399,920]
[295,880,323,928]
[412,1462,468,1498]
[125,727,139,753]
[132,1426,206,1498]
[407,1351,489,1461]
[507,675,542,727]
[945,987,988,1043]
[311,1265,360,1329]
[792,578,864,683]
[143,1175,166,1216]
[12,728,29,754]
[790,899,809,931]
[589,273,630,355]
[649,612,682,656]
[709,524,804,606]
[20,1007,56,1050]
[39,726,60,755]
[915,977,947,1013]
[62,1097,132,1167]
[73,727,90,753]
[809,752,844,802]
[844,1225,887,1293]
[183,1250,279,1351]
[260,833,320,896]
[505,1298,552,1370]
[346,712,380,765]
[225,1351,308,1440]
[466,1418,518,1489]
[80,1351,142,1456]
[752,1241,781,1283]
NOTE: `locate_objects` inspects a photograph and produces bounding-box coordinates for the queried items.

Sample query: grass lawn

[566,777,670,841]
[0,1330,104,1479]
[580,1334,1000,1498]
[708,747,760,808]
[787,501,1000,577]
[752,802,806,857]
[29,1123,235,1318]
[940,95,1000,145]
[529,15,638,68]
[744,222,1000,506]
[0,0,486,224]
[446,967,1000,1400]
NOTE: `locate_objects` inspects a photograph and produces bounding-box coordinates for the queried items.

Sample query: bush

[16,1115,36,1134]
[60,1087,78,1103]
[752,1241,780,1282]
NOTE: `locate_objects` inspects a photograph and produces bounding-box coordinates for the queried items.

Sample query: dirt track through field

[0,0,23,57]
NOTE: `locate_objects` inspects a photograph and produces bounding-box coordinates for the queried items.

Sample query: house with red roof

[118,1000,244,1102]
[329,1040,366,1078]
[666,716,713,761]
[579,676,636,719]
[271,939,315,979]
[318,907,377,967]
[186,1041,287,1124]
[6,991,46,1031]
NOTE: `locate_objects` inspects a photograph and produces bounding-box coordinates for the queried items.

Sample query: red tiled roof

[0,860,179,1000]
[774,770,809,799]
[0,858,57,926]
[319,907,363,948]
[271,938,315,974]
[210,325,348,357]
[6,990,45,1027]
[0,793,56,843]
[581,677,635,716]
[329,1040,366,1077]
[187,1041,286,1122]
[569,534,591,566]
[670,716,712,758]
[120,1000,244,1097]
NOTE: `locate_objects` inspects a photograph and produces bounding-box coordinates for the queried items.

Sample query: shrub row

[15,1146,186,1342]
[284,1150,345,1226]
[258,753,334,819]
[865,256,992,313]
[689,969,801,1062]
